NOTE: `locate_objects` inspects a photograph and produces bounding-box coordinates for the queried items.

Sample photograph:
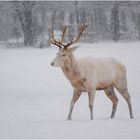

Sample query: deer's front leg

[88,90,96,120]
[67,89,81,120]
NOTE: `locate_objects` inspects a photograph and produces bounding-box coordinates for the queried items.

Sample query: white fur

[77,57,126,91]
[51,48,134,120]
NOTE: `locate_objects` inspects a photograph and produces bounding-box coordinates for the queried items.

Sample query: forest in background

[0,1,140,48]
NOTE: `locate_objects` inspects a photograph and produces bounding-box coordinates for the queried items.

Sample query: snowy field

[0,42,140,139]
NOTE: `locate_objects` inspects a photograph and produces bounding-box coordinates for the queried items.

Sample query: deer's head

[51,24,87,67]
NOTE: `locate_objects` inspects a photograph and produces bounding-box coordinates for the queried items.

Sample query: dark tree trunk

[15,1,36,46]
[75,1,79,25]
[111,2,120,41]
[23,9,34,46]
[137,14,140,40]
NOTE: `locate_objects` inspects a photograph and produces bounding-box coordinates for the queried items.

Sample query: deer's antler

[50,23,88,49]
[63,23,88,49]
[50,25,68,48]
[50,29,62,48]
[60,25,67,43]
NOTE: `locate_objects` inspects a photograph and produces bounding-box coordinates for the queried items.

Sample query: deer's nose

[51,62,54,66]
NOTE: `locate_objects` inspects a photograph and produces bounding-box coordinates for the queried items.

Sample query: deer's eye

[62,54,66,57]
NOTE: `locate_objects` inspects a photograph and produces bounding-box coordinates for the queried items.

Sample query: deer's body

[50,24,134,120]
[63,56,126,92]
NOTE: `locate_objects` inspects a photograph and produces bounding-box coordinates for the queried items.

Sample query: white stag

[50,24,134,120]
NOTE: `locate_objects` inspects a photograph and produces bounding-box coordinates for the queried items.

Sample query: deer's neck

[62,55,82,85]
[62,56,81,80]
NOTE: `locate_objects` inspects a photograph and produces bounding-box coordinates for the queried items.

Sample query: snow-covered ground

[0,42,140,138]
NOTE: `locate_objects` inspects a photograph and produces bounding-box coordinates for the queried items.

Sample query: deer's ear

[69,46,80,52]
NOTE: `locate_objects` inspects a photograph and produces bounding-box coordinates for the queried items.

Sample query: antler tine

[67,23,88,46]
[60,25,67,43]
[50,29,62,48]
[51,40,61,48]
[61,23,88,49]
[50,23,88,49]
[63,35,74,49]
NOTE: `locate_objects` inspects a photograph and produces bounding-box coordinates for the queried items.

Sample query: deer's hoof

[67,117,72,121]
[111,116,115,119]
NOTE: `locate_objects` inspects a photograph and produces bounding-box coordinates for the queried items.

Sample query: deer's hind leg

[104,87,118,118]
[115,78,134,119]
